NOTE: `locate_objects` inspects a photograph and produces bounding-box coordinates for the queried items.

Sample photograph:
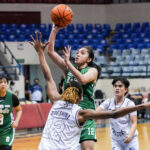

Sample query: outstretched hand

[63,45,71,64]
[29,32,49,54]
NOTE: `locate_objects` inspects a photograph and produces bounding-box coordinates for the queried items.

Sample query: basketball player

[97,77,139,150]
[0,75,22,150]
[47,24,101,150]
[30,32,150,150]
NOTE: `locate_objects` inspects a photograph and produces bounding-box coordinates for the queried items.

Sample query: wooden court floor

[13,122,150,150]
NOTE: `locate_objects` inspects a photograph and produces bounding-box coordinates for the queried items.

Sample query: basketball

[50,4,73,27]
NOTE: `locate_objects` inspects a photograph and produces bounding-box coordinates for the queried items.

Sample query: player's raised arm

[30,32,60,103]
[47,24,68,74]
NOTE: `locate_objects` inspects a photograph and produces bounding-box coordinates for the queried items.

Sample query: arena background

[1,2,150,100]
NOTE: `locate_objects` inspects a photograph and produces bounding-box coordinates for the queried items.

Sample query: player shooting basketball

[30,32,150,150]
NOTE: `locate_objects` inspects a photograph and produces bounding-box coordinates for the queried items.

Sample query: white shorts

[111,136,139,150]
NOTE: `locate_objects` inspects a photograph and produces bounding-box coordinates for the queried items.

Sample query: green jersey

[64,65,96,110]
[0,91,13,136]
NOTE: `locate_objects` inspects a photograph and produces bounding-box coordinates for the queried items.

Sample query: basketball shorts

[0,127,15,146]
[79,119,97,143]
[111,136,139,150]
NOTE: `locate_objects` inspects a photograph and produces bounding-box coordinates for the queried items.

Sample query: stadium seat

[103,24,111,32]
[39,24,47,32]
[0,24,8,32]
[100,67,109,78]
[0,34,7,41]
[132,22,140,31]
[108,66,121,77]
[20,24,27,32]
[7,34,16,41]
[67,23,74,32]
[122,66,133,76]
[85,24,93,32]
[17,34,26,41]
[124,23,131,31]
[29,24,37,32]
[9,23,18,31]
[122,49,131,56]
[115,23,123,31]
[76,24,84,32]
[94,24,102,32]
[5,29,11,35]
[141,22,149,31]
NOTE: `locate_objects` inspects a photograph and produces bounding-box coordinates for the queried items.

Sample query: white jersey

[100,97,138,141]
[39,100,83,150]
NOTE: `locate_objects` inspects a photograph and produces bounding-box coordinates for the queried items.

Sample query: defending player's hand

[29,32,49,54]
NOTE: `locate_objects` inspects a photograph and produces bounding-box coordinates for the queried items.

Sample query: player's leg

[111,138,123,150]
[81,140,95,150]
[80,120,97,150]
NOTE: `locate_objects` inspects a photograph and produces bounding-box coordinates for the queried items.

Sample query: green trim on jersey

[0,91,13,135]
[64,65,96,110]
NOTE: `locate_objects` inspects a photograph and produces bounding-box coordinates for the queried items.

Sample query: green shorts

[80,119,97,143]
[0,127,15,146]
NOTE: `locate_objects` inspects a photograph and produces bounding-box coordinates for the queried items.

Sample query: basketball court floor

[13,119,150,150]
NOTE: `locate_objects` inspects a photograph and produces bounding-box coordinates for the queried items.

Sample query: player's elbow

[78,78,87,85]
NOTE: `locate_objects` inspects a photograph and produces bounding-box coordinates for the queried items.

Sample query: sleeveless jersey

[100,97,138,141]
[0,91,13,136]
[39,100,83,150]
[64,65,95,110]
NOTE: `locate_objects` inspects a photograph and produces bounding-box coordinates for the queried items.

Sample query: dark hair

[59,77,65,94]
[112,77,130,88]
[10,80,15,85]
[65,81,83,97]
[0,74,9,82]
[83,46,101,79]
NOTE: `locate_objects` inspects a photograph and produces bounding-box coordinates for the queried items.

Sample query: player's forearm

[15,109,22,124]
[128,122,137,138]
[112,104,144,118]
[38,52,52,81]
[47,28,57,54]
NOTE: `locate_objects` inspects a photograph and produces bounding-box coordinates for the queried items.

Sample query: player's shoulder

[104,97,114,103]
[124,97,135,106]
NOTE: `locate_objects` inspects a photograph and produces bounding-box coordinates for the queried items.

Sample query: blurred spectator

[125,89,134,101]
[8,80,19,97]
[94,89,105,99]
[131,88,144,118]
[25,79,32,101]
[31,78,43,103]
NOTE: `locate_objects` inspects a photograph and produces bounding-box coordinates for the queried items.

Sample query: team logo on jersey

[0,108,10,114]
[68,72,73,77]
[0,100,4,103]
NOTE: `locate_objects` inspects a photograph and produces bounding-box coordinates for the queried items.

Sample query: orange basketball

[50,4,73,27]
